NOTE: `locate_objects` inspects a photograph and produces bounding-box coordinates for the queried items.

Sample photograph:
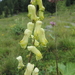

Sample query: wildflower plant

[16,0,48,75]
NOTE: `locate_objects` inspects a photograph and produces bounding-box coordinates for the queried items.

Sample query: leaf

[58,63,75,75]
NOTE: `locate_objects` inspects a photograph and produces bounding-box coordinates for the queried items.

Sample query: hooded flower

[27,22,34,33]
[32,67,39,75]
[39,10,44,20]
[34,20,42,39]
[36,0,45,11]
[16,56,24,69]
[28,4,39,21]
[20,29,31,49]
[24,63,34,75]
[27,46,43,60]
[38,28,48,46]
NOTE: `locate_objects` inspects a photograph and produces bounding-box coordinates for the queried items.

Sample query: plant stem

[28,52,33,62]
[54,34,59,75]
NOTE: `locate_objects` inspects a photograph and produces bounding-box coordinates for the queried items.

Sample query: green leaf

[58,63,75,75]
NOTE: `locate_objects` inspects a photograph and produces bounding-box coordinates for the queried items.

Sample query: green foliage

[43,0,56,14]
[66,0,75,6]
[0,55,18,75]
[58,63,75,75]
[58,37,75,50]
[11,18,25,35]
[4,6,9,17]
[11,24,24,35]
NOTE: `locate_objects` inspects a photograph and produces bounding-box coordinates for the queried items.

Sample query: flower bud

[28,4,38,21]
[32,67,39,75]
[27,46,43,60]
[36,0,45,11]
[24,63,34,75]
[39,10,44,20]
[16,56,24,69]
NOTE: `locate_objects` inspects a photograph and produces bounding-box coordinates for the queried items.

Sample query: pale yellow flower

[32,67,39,75]
[24,29,32,36]
[27,46,43,60]
[38,28,48,46]
[36,0,45,11]
[27,22,34,33]
[39,10,44,20]
[16,56,24,69]
[24,63,34,75]
[28,4,39,21]
[34,20,42,39]
[20,29,31,49]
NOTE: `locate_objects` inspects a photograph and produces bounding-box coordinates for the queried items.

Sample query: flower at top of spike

[24,63,34,75]
[27,46,43,60]
[16,56,24,69]
[36,0,45,11]
[32,67,39,75]
[28,4,39,22]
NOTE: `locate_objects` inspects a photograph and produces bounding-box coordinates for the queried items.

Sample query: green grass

[0,6,75,75]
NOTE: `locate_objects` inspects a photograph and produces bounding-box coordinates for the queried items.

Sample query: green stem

[28,52,33,62]
[54,24,59,75]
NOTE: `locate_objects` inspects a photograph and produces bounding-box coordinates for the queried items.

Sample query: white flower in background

[28,4,39,21]
[34,20,42,39]
[16,56,24,69]
[24,63,34,75]
[27,46,42,60]
[32,67,39,75]
[39,10,44,20]
[20,29,31,49]
[27,22,34,33]
[38,28,48,46]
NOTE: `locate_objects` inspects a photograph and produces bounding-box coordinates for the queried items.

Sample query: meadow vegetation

[0,1,75,75]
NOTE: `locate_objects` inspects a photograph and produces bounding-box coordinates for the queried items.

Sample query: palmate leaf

[58,62,75,75]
